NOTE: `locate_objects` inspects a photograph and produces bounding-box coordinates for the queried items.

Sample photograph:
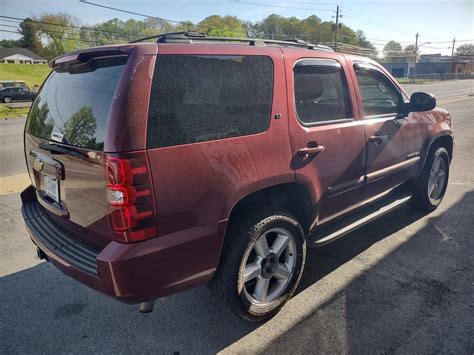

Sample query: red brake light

[105,152,157,242]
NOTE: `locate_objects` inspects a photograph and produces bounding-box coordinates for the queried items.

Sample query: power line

[79,0,207,28]
[0,15,142,40]
[343,8,452,41]
[0,28,99,45]
[0,23,126,44]
[232,0,335,11]
[0,29,21,36]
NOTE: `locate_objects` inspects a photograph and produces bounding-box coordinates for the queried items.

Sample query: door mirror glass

[409,92,436,112]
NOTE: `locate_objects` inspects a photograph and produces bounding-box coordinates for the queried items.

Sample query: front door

[353,62,422,199]
[287,55,366,227]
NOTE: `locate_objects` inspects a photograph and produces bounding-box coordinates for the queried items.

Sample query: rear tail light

[105,152,157,242]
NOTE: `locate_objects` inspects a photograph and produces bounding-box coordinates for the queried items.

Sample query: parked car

[0,86,36,103]
[0,80,31,90]
[21,32,453,322]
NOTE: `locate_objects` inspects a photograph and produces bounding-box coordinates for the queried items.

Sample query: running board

[309,195,412,247]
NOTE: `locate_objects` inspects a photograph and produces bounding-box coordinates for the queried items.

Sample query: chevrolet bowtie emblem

[33,158,44,171]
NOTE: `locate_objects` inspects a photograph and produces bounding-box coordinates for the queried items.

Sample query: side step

[309,195,412,247]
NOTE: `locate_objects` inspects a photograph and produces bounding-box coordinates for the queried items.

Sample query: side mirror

[409,92,436,112]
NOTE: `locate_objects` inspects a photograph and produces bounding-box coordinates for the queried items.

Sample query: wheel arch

[227,182,314,237]
[421,132,453,172]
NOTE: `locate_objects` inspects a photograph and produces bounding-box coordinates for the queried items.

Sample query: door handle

[368,134,388,145]
[298,144,325,157]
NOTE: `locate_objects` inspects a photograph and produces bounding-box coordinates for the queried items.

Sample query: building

[0,48,47,64]
[381,53,473,78]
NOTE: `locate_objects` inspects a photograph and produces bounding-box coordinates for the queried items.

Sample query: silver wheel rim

[4,97,11,103]
[239,227,297,306]
[428,155,447,201]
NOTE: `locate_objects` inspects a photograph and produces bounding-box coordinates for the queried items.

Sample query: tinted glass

[147,55,273,148]
[355,68,401,116]
[294,64,351,124]
[26,56,126,150]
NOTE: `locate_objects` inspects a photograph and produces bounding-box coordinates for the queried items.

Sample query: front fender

[416,107,453,173]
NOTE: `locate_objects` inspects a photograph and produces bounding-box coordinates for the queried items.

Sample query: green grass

[397,78,434,85]
[0,105,30,119]
[0,63,51,89]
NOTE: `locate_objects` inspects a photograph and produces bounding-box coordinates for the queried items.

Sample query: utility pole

[333,5,341,51]
[451,38,456,57]
[412,32,419,83]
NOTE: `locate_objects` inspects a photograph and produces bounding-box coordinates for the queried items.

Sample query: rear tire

[411,146,450,211]
[209,207,306,322]
[3,96,12,103]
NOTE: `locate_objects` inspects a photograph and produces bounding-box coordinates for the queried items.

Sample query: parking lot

[0,80,473,353]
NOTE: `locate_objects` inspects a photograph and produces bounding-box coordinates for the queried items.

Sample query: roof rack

[130,31,334,51]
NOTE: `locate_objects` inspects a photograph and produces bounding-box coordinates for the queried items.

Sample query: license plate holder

[42,175,60,203]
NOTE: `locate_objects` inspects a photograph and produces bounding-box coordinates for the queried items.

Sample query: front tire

[210,207,306,322]
[411,146,450,211]
[3,96,12,103]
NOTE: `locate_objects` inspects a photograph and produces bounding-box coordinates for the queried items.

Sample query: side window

[294,61,351,124]
[354,67,402,117]
[147,55,274,148]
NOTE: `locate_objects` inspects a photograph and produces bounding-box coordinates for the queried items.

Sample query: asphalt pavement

[0,80,473,354]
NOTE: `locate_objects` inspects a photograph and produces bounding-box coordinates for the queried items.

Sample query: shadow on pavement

[1,193,472,353]
[260,191,474,353]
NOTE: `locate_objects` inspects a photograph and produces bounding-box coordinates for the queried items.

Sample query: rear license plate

[42,175,59,203]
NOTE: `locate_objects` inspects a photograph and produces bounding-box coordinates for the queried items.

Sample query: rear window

[147,55,273,148]
[26,56,127,150]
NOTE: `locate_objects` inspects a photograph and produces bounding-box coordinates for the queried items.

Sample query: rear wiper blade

[39,142,86,158]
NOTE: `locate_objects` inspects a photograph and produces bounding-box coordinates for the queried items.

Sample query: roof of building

[0,47,45,60]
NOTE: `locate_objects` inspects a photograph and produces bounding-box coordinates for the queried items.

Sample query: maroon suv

[21,32,453,321]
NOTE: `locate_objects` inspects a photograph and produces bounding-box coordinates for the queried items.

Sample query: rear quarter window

[147,55,274,148]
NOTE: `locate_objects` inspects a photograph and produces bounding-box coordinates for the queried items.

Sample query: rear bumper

[21,186,227,304]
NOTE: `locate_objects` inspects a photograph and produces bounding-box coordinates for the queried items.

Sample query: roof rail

[129,31,334,51]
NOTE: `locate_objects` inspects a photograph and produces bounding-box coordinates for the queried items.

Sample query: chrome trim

[366,157,420,183]
[328,176,365,197]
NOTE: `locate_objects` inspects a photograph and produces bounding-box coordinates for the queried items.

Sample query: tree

[383,40,403,63]
[253,14,285,39]
[18,19,41,50]
[62,106,97,148]
[355,30,375,50]
[33,13,84,59]
[198,15,247,37]
[0,39,21,48]
[403,44,417,62]
[456,44,474,56]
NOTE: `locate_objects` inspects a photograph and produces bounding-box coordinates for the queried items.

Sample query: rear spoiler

[49,45,134,69]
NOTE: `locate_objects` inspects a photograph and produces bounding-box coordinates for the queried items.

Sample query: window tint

[355,68,401,116]
[294,63,351,124]
[26,56,127,150]
[147,55,273,148]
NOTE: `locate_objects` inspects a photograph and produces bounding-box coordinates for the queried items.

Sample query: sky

[0,0,473,56]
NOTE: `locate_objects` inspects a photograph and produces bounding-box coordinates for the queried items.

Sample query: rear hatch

[24,54,128,248]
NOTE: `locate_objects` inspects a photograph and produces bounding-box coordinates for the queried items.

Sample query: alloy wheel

[239,227,297,306]
[428,154,447,201]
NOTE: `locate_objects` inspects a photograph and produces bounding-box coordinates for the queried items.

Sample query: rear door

[145,47,293,236]
[352,62,422,198]
[286,53,366,226]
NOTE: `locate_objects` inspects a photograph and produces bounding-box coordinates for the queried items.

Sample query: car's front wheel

[3,96,12,103]
[210,207,306,322]
[411,146,450,211]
